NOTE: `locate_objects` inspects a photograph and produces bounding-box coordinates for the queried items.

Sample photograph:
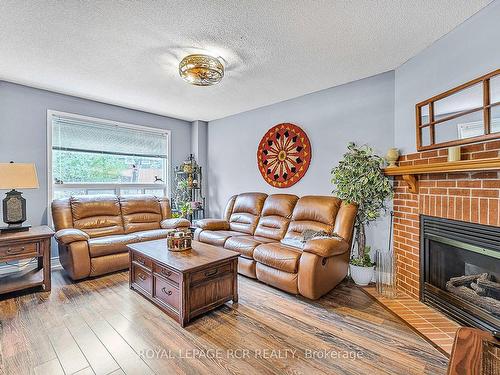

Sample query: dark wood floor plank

[225,303,379,375]
[104,310,210,375]
[33,358,65,375]
[193,304,332,375]
[73,367,96,375]
[0,269,448,375]
[242,279,446,374]
[48,325,90,375]
[0,292,58,374]
[80,308,155,375]
[97,288,256,375]
[63,314,120,375]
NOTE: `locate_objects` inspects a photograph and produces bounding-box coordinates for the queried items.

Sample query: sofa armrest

[58,241,91,280]
[160,218,190,229]
[54,228,90,245]
[302,237,349,258]
[195,219,230,231]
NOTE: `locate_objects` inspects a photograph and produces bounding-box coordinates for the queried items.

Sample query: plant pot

[350,264,375,286]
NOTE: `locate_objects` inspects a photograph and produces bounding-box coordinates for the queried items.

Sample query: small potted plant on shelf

[331,142,393,285]
[179,201,193,219]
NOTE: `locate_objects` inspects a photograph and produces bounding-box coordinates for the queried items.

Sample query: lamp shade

[0,163,39,189]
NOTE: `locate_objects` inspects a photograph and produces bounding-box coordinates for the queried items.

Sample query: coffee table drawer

[0,242,39,259]
[154,276,179,311]
[132,264,152,294]
[153,264,180,285]
[191,262,232,284]
[132,252,152,269]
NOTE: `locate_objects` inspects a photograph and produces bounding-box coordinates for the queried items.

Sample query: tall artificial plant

[331,142,393,266]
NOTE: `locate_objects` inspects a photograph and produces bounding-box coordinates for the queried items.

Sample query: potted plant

[331,142,393,285]
[179,201,193,219]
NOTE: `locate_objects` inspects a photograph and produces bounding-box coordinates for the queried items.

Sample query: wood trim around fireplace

[384,158,500,193]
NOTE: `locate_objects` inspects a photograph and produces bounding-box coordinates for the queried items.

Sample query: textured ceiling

[0,0,491,121]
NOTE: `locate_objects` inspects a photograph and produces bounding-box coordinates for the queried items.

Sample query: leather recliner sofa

[194,192,357,299]
[52,194,190,280]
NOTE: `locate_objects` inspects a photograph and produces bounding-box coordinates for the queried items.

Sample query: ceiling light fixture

[179,54,224,86]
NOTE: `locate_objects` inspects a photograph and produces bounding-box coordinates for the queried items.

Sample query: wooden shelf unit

[0,268,44,295]
[383,158,500,193]
[0,226,54,295]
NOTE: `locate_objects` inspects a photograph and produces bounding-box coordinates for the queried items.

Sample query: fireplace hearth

[420,215,500,332]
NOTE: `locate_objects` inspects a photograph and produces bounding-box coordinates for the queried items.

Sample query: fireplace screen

[421,215,500,332]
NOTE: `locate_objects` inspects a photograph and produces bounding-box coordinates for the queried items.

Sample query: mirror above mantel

[416,69,500,151]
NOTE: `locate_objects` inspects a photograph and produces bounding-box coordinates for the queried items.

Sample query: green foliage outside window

[53,150,163,184]
[53,151,128,183]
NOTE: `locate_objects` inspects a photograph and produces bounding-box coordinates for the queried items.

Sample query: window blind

[52,116,168,158]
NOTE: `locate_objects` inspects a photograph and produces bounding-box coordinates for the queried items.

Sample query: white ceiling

[0,0,492,122]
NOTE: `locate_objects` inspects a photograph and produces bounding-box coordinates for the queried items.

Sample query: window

[416,69,500,151]
[48,111,170,201]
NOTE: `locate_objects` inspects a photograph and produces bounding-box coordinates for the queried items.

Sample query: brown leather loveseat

[195,192,357,299]
[52,195,190,280]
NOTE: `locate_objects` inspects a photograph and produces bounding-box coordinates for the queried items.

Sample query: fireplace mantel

[383,158,500,193]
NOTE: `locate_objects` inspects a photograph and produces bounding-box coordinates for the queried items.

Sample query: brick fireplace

[393,140,500,299]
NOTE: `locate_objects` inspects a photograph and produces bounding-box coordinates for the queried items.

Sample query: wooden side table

[0,225,54,294]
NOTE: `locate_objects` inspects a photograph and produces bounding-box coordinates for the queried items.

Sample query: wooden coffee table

[127,239,239,327]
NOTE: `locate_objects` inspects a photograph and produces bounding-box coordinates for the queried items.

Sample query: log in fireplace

[420,215,500,332]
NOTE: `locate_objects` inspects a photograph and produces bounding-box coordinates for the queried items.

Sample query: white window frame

[46,110,172,224]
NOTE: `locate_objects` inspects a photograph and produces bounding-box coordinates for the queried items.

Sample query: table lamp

[0,162,39,233]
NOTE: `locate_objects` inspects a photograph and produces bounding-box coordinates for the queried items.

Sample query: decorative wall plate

[257,123,311,188]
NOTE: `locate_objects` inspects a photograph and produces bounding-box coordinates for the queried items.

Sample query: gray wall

[207,71,395,251]
[191,120,209,213]
[0,81,192,228]
[395,0,500,154]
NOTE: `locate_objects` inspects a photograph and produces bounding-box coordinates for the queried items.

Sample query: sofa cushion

[223,195,237,221]
[252,236,277,244]
[160,218,191,229]
[52,198,74,230]
[286,196,341,239]
[90,252,129,277]
[71,195,125,238]
[238,257,257,278]
[198,230,247,247]
[254,194,298,240]
[232,192,268,216]
[253,242,302,273]
[255,262,299,294]
[303,237,350,257]
[119,195,162,234]
[224,235,274,259]
[88,234,139,258]
[195,219,230,231]
[260,194,298,218]
[229,192,268,234]
[133,229,173,241]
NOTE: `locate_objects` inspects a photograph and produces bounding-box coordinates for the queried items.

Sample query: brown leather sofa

[194,192,357,299]
[52,195,190,280]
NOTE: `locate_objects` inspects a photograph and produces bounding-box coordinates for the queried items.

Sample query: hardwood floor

[0,270,448,375]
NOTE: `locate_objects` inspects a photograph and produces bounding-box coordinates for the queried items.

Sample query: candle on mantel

[448,146,461,162]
